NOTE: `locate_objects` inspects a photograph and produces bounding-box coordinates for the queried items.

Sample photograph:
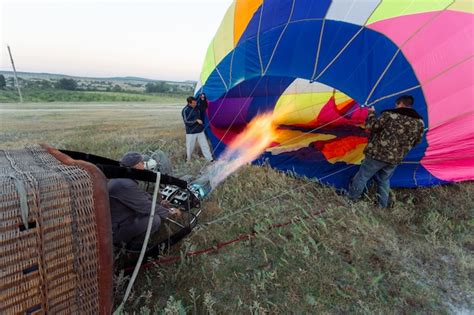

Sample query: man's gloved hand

[169,207,182,217]
[161,200,172,207]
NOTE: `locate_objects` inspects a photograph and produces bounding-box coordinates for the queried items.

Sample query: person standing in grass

[182,96,213,163]
[197,92,213,145]
[348,95,424,208]
[196,92,209,123]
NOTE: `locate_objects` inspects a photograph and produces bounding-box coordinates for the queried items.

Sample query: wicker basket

[0,145,113,314]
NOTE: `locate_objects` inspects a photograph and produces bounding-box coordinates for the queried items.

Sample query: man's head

[187,96,197,107]
[395,95,414,109]
[120,151,144,170]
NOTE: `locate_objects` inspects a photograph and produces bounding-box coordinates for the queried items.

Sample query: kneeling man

[108,151,180,250]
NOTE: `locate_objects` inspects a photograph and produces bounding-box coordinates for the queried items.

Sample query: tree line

[0,75,193,94]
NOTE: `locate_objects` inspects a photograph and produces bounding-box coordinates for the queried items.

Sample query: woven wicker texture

[0,146,103,314]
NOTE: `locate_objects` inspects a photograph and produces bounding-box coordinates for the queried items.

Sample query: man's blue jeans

[348,157,397,208]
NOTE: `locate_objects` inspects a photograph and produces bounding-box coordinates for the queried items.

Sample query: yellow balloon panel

[272,91,351,125]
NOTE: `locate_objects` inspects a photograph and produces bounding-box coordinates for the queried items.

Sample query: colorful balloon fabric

[197,0,474,189]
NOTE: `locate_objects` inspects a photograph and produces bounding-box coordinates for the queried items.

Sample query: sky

[0,0,233,81]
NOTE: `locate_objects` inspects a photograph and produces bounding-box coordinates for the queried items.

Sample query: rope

[257,2,265,75]
[313,26,365,82]
[310,7,328,81]
[262,0,296,75]
[204,164,355,226]
[114,172,161,314]
[367,54,474,108]
[12,176,29,228]
[0,175,29,229]
[364,0,455,106]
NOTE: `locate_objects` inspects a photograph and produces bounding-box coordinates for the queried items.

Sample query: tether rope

[125,209,326,272]
[203,164,356,226]
[114,172,161,314]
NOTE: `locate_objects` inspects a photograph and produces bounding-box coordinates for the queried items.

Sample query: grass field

[0,88,186,103]
[1,102,472,313]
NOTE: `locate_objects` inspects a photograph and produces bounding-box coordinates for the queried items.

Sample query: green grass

[1,103,472,313]
[0,88,186,103]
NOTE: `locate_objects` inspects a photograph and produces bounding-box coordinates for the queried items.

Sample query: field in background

[0,71,194,103]
[1,102,472,313]
[0,89,186,103]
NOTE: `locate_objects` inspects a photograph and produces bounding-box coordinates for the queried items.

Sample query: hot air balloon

[197,0,474,189]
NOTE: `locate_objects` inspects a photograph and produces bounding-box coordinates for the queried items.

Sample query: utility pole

[7,45,23,103]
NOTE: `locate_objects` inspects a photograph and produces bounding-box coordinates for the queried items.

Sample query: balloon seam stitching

[263,0,296,76]
[257,2,265,75]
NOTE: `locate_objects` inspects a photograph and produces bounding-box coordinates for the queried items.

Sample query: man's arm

[118,180,170,219]
[414,120,425,146]
[365,109,388,132]
[182,107,198,126]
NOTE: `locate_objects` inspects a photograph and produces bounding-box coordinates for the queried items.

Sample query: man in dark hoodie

[348,95,424,208]
[182,96,213,162]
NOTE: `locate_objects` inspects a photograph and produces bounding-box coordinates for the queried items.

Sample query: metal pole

[7,45,23,103]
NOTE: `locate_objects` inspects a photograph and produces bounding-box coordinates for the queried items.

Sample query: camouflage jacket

[364,107,425,165]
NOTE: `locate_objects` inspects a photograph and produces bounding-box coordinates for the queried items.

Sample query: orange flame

[209,113,277,188]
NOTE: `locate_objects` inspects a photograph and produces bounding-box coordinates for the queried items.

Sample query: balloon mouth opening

[207,78,364,126]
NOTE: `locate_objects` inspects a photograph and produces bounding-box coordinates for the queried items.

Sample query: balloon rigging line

[364,0,455,105]
[311,0,383,82]
[313,27,365,82]
[203,164,356,226]
[114,172,161,314]
[311,14,327,80]
[214,67,229,92]
[228,49,236,88]
[428,110,474,130]
[257,2,265,75]
[367,54,474,107]
[263,0,296,76]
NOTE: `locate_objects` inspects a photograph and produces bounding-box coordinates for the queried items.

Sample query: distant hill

[0,70,196,85]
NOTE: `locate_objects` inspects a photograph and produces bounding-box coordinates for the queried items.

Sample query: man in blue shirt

[181,96,213,162]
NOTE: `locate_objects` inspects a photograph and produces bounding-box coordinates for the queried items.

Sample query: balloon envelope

[198,0,474,189]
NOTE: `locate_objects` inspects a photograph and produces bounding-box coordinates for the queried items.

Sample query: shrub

[55,78,78,90]
[0,74,6,89]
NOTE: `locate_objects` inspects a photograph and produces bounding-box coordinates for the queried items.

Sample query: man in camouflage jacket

[348,95,425,207]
